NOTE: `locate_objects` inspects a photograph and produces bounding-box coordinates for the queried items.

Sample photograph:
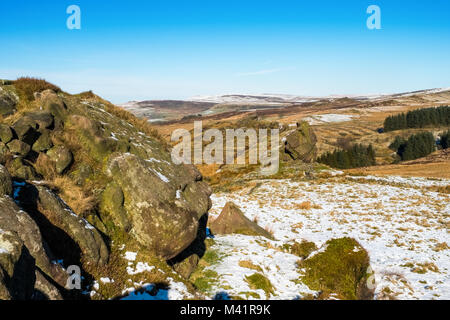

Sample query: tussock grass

[288,240,318,259]
[14,77,61,102]
[46,176,97,217]
[239,260,263,272]
[244,273,274,297]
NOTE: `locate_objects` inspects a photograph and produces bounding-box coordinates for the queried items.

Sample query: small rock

[209,202,274,239]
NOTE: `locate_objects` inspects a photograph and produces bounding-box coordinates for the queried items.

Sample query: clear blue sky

[1,0,449,103]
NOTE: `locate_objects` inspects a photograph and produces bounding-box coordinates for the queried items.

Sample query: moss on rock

[299,237,374,300]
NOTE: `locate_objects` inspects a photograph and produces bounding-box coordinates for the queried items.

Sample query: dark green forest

[440,130,450,149]
[383,106,450,132]
[317,144,376,169]
[388,132,436,161]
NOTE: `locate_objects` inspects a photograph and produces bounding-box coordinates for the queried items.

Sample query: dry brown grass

[238,260,263,272]
[264,225,275,237]
[34,153,58,178]
[295,201,312,210]
[347,161,450,179]
[46,176,97,217]
[14,77,61,102]
[433,242,449,252]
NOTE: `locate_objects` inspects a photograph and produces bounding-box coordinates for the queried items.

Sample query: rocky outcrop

[0,80,214,299]
[24,111,54,131]
[283,121,317,162]
[209,202,273,239]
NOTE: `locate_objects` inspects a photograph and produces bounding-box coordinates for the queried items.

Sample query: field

[206,174,450,300]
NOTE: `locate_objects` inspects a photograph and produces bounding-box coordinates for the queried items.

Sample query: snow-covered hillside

[207,175,450,300]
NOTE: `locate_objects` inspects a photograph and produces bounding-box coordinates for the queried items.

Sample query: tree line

[317,144,376,169]
[388,131,436,161]
[441,130,450,149]
[383,106,450,132]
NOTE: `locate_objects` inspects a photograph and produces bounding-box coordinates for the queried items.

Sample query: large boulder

[299,237,374,300]
[104,152,211,260]
[284,121,317,162]
[209,202,273,239]
[46,145,73,174]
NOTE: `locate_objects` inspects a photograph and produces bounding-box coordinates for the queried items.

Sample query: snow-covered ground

[208,175,450,300]
[303,114,356,125]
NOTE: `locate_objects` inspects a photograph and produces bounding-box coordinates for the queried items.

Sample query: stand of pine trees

[389,132,436,161]
[439,130,450,149]
[317,144,376,169]
[384,106,450,132]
